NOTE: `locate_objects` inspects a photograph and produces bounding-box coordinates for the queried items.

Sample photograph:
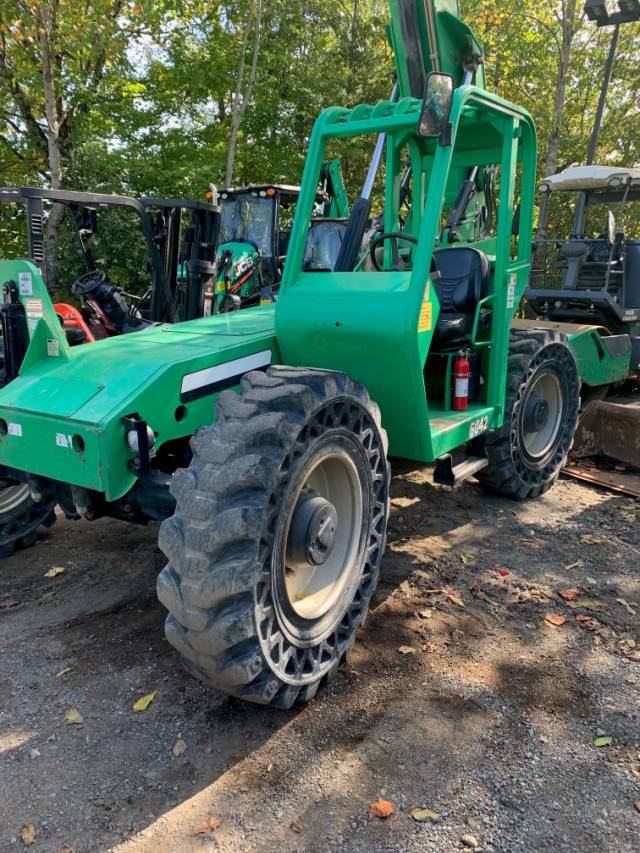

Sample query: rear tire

[478,329,580,500]
[157,367,390,708]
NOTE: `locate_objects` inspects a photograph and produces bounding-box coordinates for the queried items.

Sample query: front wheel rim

[284,449,364,621]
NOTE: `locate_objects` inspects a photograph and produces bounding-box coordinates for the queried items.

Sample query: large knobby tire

[477,329,580,500]
[157,367,390,708]
[0,479,56,558]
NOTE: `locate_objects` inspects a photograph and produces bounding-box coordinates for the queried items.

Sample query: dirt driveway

[1,467,639,852]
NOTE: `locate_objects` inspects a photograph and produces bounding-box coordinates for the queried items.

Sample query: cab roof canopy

[220,184,301,200]
[540,165,640,194]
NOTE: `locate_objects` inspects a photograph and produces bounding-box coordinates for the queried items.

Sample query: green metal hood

[0,261,278,500]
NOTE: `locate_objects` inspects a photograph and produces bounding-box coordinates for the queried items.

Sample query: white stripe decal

[181,349,272,395]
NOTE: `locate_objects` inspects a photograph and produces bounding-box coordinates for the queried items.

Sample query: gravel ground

[0,466,639,852]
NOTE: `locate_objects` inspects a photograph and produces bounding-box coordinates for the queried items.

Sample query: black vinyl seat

[431,247,490,345]
[64,327,87,346]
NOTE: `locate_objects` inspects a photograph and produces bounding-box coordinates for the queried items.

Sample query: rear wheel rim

[520,371,564,463]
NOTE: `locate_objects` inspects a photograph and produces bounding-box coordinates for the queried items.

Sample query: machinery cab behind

[526,166,640,362]
[214,184,301,312]
[214,160,350,312]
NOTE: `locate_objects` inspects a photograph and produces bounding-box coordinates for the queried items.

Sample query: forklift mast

[388,0,486,98]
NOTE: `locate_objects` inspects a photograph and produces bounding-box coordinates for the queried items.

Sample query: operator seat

[431,247,490,345]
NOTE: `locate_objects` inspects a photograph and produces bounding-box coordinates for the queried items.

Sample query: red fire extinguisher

[452,350,470,411]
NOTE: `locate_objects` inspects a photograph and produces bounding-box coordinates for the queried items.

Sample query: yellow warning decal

[418,301,432,332]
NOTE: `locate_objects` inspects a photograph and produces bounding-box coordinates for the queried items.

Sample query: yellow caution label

[418,301,432,332]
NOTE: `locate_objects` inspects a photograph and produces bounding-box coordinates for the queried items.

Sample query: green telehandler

[0,0,629,708]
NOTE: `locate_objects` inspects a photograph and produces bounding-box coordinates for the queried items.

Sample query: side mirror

[418,72,454,143]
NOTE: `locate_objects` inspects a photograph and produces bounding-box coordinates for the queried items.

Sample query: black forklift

[0,187,221,346]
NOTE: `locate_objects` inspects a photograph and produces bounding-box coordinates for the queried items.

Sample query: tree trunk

[38,2,66,287]
[536,0,578,238]
[225,0,263,187]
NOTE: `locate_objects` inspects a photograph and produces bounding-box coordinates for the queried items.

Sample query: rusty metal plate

[563,465,640,499]
[572,400,640,469]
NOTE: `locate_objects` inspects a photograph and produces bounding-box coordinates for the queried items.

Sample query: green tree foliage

[0,0,639,281]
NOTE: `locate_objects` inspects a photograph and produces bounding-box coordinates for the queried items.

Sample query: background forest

[0,0,639,286]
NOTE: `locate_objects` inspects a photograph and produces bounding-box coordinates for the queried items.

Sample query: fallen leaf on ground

[191,817,221,835]
[369,799,394,818]
[586,576,597,586]
[21,824,36,845]
[497,569,510,577]
[41,591,56,600]
[172,738,186,757]
[398,645,416,655]
[461,834,479,848]
[559,588,579,601]
[617,636,636,651]
[594,735,612,747]
[418,609,433,619]
[444,589,465,608]
[44,566,65,578]
[133,691,156,712]
[0,597,19,609]
[460,552,476,565]
[290,821,303,833]
[410,807,441,823]
[634,800,640,814]
[626,676,637,685]
[55,667,73,678]
[575,614,602,631]
[544,613,566,627]
[58,845,76,853]
[580,534,604,545]
[616,597,637,616]
[566,598,604,611]
[64,708,84,725]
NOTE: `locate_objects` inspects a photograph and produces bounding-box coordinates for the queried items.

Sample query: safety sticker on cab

[18,272,33,296]
[25,298,43,318]
[418,301,432,333]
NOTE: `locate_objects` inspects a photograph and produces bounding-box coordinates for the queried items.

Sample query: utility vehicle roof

[540,165,640,193]
[220,184,301,199]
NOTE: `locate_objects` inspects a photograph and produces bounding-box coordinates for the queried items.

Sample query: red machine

[53,302,96,345]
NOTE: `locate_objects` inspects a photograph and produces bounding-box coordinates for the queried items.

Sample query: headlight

[126,425,155,453]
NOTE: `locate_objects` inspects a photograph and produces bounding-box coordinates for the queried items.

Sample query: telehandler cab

[0,0,629,708]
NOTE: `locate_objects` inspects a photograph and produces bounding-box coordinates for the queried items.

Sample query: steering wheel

[368,231,418,271]
[72,269,106,297]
